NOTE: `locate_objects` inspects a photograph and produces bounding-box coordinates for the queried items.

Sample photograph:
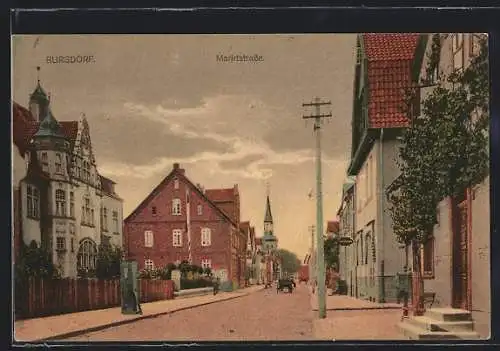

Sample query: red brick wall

[125,171,233,274]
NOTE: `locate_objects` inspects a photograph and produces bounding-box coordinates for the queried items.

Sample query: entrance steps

[398,308,481,340]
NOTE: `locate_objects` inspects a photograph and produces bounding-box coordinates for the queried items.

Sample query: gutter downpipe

[378,128,386,302]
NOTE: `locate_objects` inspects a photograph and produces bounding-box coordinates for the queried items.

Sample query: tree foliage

[95,244,122,279]
[276,248,301,274]
[15,240,60,282]
[389,35,489,246]
[324,236,340,270]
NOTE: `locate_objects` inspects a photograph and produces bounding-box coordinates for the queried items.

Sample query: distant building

[124,163,246,287]
[12,71,123,277]
[337,177,356,296]
[345,34,419,302]
[241,221,257,285]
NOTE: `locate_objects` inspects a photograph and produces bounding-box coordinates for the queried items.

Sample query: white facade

[414,33,490,338]
[13,85,123,278]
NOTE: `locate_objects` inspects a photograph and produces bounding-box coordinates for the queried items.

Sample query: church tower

[262,184,277,253]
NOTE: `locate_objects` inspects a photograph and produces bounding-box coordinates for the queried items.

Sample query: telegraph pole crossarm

[302,97,332,319]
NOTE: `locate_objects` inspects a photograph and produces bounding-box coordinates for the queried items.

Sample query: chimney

[173,163,180,170]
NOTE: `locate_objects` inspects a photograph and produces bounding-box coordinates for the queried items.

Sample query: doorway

[451,192,471,310]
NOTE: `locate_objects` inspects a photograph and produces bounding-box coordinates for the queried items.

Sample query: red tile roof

[363,34,419,128]
[327,221,340,234]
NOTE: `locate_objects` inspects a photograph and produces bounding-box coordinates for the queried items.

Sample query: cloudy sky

[12,34,357,259]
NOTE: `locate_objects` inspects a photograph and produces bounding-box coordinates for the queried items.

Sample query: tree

[15,240,60,282]
[95,244,122,279]
[276,249,301,274]
[390,35,489,247]
[388,35,488,314]
[324,236,340,270]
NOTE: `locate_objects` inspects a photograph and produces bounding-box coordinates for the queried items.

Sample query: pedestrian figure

[213,276,220,295]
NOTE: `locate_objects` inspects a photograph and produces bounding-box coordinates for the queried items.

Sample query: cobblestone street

[67,284,314,341]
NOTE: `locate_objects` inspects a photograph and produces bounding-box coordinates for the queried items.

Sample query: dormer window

[152,206,157,215]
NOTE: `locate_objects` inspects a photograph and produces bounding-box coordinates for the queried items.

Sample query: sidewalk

[310,290,405,340]
[310,291,402,311]
[15,285,264,342]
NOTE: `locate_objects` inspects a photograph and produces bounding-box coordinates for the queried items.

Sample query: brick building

[124,163,247,287]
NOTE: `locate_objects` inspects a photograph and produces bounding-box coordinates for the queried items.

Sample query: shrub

[180,278,213,290]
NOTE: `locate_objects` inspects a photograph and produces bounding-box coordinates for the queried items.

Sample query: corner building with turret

[12,70,123,278]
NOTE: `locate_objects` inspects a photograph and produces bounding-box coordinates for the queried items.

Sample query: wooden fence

[15,278,174,320]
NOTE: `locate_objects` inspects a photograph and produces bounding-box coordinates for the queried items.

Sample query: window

[70,192,75,217]
[173,229,183,247]
[201,228,211,246]
[55,153,63,174]
[197,204,203,216]
[77,239,98,272]
[112,211,119,233]
[76,158,82,179]
[102,207,108,231]
[27,185,40,219]
[71,238,75,253]
[174,178,179,189]
[55,190,66,216]
[82,161,90,182]
[364,234,371,265]
[144,230,154,247]
[152,206,157,215]
[356,240,360,266]
[56,237,66,251]
[421,236,435,278]
[172,198,181,215]
[82,197,92,225]
[41,152,48,171]
[145,259,155,270]
[201,258,212,269]
[452,33,464,71]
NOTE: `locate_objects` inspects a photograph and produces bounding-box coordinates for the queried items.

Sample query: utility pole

[303,97,332,319]
[308,225,315,288]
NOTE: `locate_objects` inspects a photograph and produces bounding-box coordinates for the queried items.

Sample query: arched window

[55,189,66,217]
[77,238,98,272]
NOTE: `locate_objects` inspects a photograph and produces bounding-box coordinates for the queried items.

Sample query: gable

[125,168,238,227]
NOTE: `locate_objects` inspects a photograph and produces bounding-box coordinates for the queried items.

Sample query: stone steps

[399,307,481,340]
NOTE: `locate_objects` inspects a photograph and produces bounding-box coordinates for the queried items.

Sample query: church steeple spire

[264,182,274,234]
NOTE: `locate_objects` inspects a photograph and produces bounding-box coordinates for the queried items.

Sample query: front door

[452,194,470,310]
